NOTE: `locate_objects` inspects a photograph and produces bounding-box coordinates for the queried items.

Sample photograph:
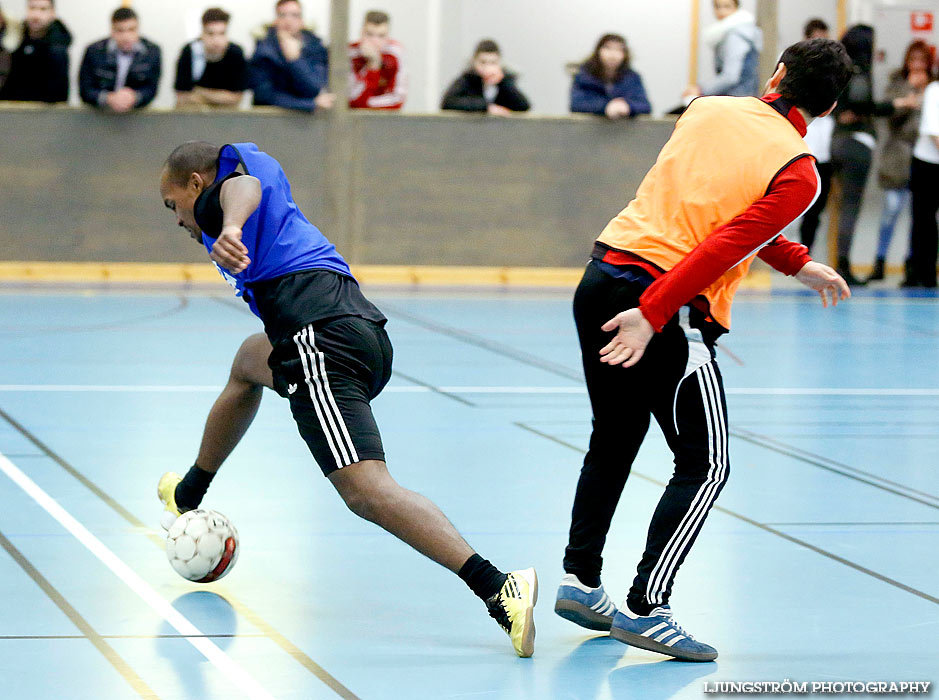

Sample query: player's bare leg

[195,333,274,473]
[329,459,474,572]
[329,459,538,656]
[159,334,273,526]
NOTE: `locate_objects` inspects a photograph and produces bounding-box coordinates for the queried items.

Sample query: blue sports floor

[0,286,937,700]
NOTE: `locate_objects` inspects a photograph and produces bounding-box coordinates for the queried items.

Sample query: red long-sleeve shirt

[628,96,817,331]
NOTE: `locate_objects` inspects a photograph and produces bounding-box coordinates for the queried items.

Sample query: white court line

[0,384,938,396]
[725,388,939,396]
[0,451,277,700]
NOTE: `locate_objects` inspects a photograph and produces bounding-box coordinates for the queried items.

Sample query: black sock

[626,596,656,617]
[174,464,215,511]
[458,554,507,601]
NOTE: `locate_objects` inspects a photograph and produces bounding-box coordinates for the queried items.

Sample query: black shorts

[267,315,393,476]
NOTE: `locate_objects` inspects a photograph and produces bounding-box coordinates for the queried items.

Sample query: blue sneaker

[554,574,618,631]
[610,605,718,662]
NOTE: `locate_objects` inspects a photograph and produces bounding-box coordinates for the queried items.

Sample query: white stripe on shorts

[292,325,359,468]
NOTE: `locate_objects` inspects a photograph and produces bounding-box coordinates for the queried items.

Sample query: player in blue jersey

[157,141,537,657]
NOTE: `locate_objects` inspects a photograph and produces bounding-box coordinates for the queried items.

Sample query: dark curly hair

[777,38,853,117]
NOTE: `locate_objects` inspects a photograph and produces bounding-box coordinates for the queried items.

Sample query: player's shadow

[607,657,718,699]
[155,590,238,699]
[549,635,626,699]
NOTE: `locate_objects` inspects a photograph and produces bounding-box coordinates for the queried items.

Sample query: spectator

[250,0,334,112]
[830,25,918,285]
[870,41,933,283]
[801,115,834,253]
[803,18,829,40]
[441,39,529,115]
[570,33,650,119]
[685,0,762,100]
[79,7,161,112]
[0,5,11,93]
[798,18,833,253]
[0,0,71,103]
[349,10,406,110]
[175,7,247,108]
[908,77,939,288]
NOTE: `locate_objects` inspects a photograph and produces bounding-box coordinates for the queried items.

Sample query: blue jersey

[201,142,351,316]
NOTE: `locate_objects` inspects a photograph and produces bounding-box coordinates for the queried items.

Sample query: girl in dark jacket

[570,33,650,119]
[441,39,530,114]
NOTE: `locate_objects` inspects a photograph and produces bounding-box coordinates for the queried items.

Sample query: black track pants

[563,261,730,610]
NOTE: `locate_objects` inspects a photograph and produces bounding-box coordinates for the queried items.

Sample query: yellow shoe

[486,568,538,657]
[157,472,183,531]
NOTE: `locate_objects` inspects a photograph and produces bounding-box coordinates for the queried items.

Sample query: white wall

[777,0,839,48]
[2,0,931,115]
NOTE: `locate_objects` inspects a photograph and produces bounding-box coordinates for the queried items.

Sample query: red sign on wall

[911,11,934,32]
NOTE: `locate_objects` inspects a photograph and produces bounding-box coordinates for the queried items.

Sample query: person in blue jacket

[570,33,651,119]
[156,141,537,657]
[249,0,334,112]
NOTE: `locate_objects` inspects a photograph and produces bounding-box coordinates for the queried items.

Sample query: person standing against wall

[830,25,919,286]
[798,18,833,254]
[907,76,939,288]
[869,41,933,283]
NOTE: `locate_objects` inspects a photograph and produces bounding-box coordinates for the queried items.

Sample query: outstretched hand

[795,261,851,307]
[599,308,655,368]
[210,226,251,274]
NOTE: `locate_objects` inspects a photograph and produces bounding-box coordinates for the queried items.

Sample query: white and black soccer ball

[165,509,239,583]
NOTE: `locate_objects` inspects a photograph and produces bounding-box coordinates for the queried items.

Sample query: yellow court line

[0,405,360,700]
[0,528,160,700]
[0,261,779,290]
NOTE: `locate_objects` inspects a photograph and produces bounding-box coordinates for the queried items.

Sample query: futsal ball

[165,509,239,583]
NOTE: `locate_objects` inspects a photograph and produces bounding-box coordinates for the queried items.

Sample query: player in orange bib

[553,39,854,661]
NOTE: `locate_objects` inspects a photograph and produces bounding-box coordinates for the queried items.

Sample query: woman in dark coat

[570,33,650,119]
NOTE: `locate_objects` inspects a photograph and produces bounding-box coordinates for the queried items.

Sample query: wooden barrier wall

[0,105,675,267]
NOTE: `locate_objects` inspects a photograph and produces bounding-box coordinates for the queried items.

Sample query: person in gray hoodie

[686,0,762,100]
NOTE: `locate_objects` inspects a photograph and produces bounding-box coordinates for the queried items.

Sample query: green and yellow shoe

[157,471,183,531]
[486,568,538,657]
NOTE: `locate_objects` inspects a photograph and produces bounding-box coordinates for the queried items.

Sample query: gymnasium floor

[0,286,936,700]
